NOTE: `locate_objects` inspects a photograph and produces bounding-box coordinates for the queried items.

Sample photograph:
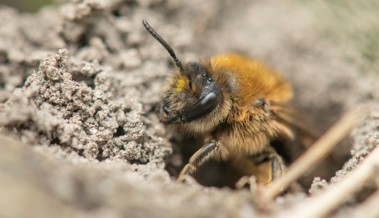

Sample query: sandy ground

[0,0,378,217]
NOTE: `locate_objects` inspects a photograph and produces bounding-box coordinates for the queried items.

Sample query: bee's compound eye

[182,92,218,122]
[200,92,217,107]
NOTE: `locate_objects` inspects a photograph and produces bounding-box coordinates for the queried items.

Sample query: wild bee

[142,20,315,184]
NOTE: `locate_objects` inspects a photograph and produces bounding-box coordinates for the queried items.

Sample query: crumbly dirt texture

[0,0,378,218]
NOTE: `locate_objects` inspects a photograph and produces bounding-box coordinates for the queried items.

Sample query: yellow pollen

[175,76,188,92]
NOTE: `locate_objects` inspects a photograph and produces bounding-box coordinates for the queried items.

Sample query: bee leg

[269,152,286,180]
[252,148,286,183]
[177,140,219,182]
[232,148,285,185]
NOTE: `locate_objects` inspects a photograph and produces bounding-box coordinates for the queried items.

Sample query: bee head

[160,62,222,124]
[142,20,223,125]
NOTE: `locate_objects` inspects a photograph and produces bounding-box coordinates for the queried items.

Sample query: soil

[0,0,378,218]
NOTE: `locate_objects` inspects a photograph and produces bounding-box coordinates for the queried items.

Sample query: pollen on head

[175,76,188,93]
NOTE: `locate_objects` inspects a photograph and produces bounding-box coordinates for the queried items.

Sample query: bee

[142,20,315,184]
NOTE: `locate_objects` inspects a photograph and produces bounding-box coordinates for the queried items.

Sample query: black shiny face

[159,62,222,124]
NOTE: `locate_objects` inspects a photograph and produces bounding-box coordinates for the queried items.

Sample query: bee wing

[270,102,318,145]
[268,102,319,162]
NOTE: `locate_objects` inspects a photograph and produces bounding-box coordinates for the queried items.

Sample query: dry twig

[349,189,379,218]
[276,146,379,218]
[261,107,367,203]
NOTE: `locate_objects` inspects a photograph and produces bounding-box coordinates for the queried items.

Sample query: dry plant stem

[277,146,379,218]
[350,189,379,218]
[262,107,367,202]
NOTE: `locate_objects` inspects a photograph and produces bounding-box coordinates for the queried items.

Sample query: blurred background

[0,0,377,74]
[0,0,54,12]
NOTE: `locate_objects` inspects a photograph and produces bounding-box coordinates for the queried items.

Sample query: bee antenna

[142,20,184,72]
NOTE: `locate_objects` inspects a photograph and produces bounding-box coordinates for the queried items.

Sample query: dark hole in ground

[71,73,96,89]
